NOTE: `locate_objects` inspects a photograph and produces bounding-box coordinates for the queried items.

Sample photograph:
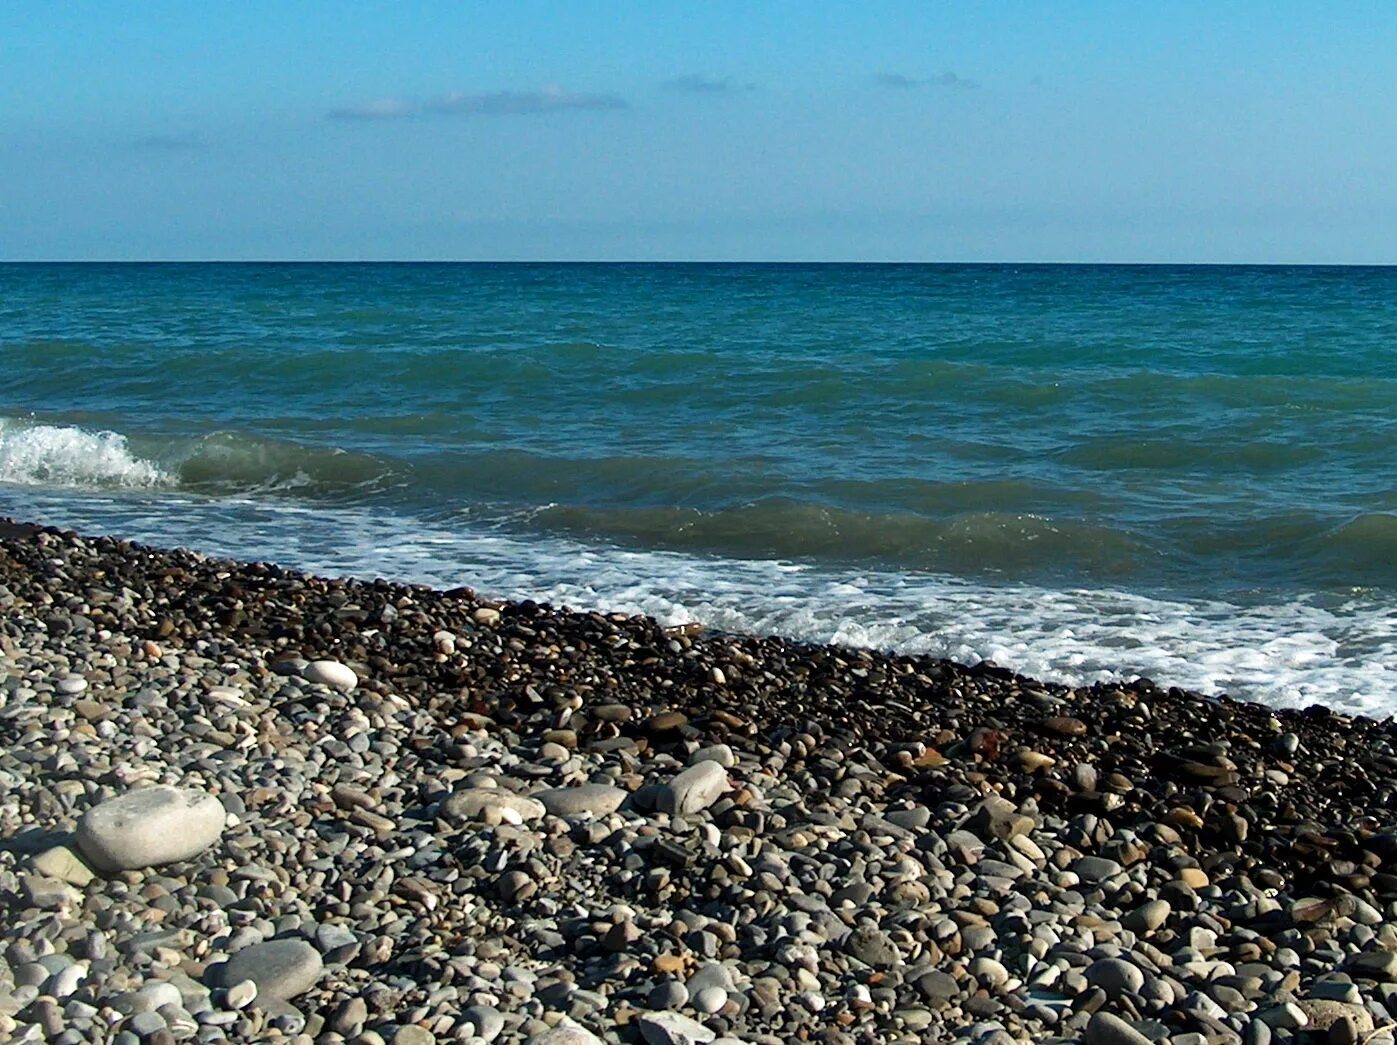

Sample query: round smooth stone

[693,986,728,1014]
[76,786,225,872]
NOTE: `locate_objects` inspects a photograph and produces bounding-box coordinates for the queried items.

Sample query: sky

[2,1,1396,262]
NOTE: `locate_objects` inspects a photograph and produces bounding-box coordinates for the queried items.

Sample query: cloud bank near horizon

[327,74,987,123]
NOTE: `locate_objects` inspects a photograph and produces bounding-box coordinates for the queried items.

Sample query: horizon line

[5,259,1397,268]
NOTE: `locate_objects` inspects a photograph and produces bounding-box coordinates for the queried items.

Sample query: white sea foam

[5,486,1396,715]
[0,419,169,489]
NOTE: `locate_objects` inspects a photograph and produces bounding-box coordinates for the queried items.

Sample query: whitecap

[0,418,169,489]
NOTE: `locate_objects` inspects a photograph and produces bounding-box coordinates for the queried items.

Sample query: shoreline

[3,519,1397,1044]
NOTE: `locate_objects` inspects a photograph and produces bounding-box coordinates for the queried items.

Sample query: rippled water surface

[3,263,1396,708]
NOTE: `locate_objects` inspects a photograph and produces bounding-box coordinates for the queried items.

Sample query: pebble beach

[5,520,1397,1045]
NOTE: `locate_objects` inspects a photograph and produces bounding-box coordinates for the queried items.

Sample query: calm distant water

[3,263,1395,710]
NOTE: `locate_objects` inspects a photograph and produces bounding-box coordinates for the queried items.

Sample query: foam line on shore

[4,486,1395,713]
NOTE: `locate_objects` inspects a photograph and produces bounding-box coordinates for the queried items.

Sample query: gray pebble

[213,940,322,1001]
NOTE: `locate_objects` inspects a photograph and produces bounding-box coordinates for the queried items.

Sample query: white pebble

[225,979,257,1010]
[76,785,225,872]
[301,659,358,693]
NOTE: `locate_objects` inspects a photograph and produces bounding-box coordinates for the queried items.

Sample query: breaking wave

[0,418,169,488]
[0,417,394,498]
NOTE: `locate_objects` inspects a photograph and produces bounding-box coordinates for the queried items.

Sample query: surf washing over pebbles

[4,485,1393,714]
[4,262,1397,710]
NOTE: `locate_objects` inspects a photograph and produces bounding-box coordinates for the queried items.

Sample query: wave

[1097,369,1397,411]
[5,415,1397,592]
[1309,513,1397,574]
[1059,435,1324,474]
[173,432,395,495]
[521,500,1151,579]
[0,417,169,488]
[0,416,394,497]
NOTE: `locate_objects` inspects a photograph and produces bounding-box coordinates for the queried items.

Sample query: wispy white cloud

[427,86,626,115]
[664,74,756,94]
[329,86,626,121]
[876,72,978,90]
[328,98,417,121]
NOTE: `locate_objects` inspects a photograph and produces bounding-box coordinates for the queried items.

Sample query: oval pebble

[225,979,257,1010]
[301,659,358,692]
[76,786,225,872]
[214,940,323,1001]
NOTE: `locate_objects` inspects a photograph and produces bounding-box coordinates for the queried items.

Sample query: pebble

[23,874,79,909]
[442,787,546,823]
[535,784,628,817]
[1073,856,1123,883]
[1297,1000,1373,1033]
[648,981,688,1010]
[655,760,729,816]
[527,1024,602,1044]
[30,845,96,886]
[1178,867,1210,889]
[138,982,184,1012]
[1043,715,1088,736]
[49,963,86,998]
[214,940,324,1001]
[1258,1002,1309,1030]
[1085,1012,1154,1045]
[688,744,736,768]
[301,659,358,692]
[1085,957,1145,998]
[1122,898,1170,933]
[1348,950,1397,981]
[692,987,727,1014]
[969,957,1009,989]
[463,1006,504,1042]
[637,1011,718,1045]
[846,925,901,967]
[126,1011,167,1037]
[969,795,1036,840]
[225,980,257,1010]
[75,785,226,872]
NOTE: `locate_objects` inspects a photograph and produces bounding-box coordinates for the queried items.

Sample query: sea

[2,263,1395,712]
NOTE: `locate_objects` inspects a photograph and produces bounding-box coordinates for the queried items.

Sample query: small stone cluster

[3,521,1397,1044]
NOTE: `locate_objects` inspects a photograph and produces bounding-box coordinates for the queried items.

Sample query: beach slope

[2,522,1395,1044]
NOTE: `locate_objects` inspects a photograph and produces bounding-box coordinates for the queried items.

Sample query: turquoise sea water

[2,263,1395,709]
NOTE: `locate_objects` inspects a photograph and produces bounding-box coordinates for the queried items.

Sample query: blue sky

[3,2,1395,261]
